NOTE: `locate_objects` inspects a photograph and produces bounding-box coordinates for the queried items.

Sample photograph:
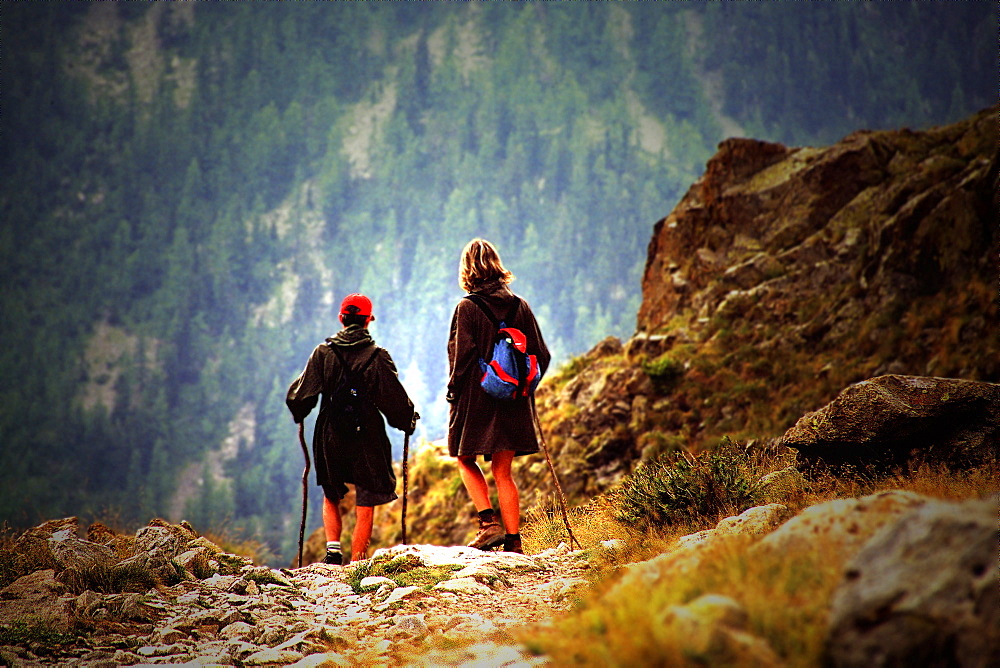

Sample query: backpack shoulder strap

[326,343,379,387]
[464,294,521,328]
[357,345,380,375]
[463,294,498,328]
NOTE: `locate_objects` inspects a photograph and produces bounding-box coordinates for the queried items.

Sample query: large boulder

[824,494,999,667]
[781,375,1000,469]
[134,520,199,559]
[16,517,80,542]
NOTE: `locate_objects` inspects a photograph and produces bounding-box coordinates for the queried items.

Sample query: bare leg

[457,455,493,511]
[322,495,342,542]
[352,505,374,562]
[491,450,519,534]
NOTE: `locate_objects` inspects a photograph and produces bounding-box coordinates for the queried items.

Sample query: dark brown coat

[447,284,551,458]
[286,326,414,494]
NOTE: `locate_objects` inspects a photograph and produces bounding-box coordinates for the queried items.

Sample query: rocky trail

[3,479,999,667]
[0,521,591,667]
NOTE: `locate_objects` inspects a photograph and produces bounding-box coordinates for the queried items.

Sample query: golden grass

[871,459,1000,501]
[523,495,642,552]
[515,455,998,666]
[515,531,846,666]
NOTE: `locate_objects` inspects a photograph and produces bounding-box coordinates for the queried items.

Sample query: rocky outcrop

[782,374,1000,469]
[637,107,997,340]
[524,104,997,508]
[752,490,929,558]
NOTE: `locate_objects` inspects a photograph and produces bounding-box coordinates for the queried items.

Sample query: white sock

[326,541,342,553]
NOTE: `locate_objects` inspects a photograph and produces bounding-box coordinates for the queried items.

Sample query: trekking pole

[401,412,419,545]
[532,409,582,550]
[297,421,311,568]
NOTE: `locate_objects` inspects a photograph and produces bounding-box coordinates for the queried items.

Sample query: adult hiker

[447,238,551,554]
[286,293,416,565]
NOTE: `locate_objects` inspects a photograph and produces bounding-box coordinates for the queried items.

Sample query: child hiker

[286,293,416,564]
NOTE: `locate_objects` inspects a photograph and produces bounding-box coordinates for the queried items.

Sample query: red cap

[340,293,372,317]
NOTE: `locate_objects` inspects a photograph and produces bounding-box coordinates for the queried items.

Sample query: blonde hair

[458,238,514,292]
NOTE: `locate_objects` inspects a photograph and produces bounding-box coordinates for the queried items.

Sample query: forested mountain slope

[1,2,993,564]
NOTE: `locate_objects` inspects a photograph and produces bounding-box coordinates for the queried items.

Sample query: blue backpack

[464,295,542,400]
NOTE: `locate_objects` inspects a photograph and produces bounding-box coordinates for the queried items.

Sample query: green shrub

[642,353,685,392]
[614,438,761,531]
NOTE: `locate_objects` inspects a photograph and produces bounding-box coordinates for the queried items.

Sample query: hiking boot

[467,520,504,551]
[323,551,343,565]
[503,534,523,554]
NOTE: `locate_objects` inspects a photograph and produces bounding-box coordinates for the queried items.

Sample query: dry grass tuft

[59,559,159,595]
[522,495,625,552]
[872,459,999,500]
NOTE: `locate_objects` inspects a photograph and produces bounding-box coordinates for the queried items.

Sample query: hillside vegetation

[1,2,994,564]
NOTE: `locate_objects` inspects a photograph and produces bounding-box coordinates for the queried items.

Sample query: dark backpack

[325,344,379,435]
[464,294,542,400]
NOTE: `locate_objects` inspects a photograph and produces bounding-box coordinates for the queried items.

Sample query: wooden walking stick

[401,412,419,545]
[532,409,581,550]
[401,430,410,545]
[297,421,311,568]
